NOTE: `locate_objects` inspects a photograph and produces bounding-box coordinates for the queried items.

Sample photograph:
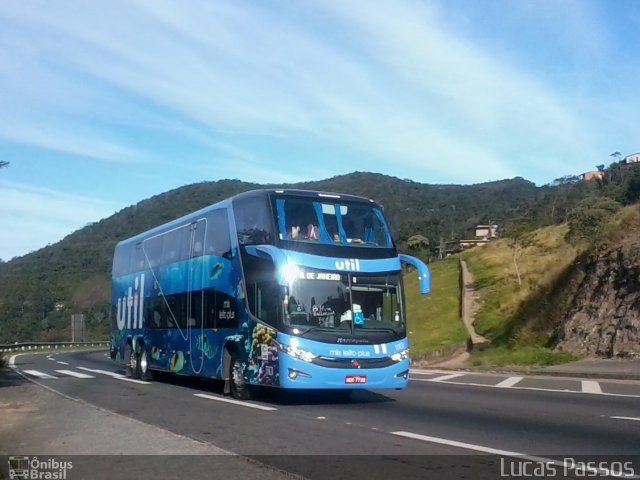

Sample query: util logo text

[116,274,145,330]
[335,258,361,271]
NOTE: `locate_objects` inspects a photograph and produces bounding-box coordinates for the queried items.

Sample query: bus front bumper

[278,354,410,389]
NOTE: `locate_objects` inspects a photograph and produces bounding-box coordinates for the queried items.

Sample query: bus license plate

[345,375,367,384]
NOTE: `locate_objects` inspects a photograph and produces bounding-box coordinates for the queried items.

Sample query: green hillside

[2,161,639,345]
[0,172,540,342]
[405,258,467,359]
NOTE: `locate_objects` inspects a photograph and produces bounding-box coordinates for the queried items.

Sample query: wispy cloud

[0,0,597,182]
[0,181,118,260]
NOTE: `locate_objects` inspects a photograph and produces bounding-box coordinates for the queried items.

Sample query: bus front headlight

[390,349,409,362]
[281,344,318,362]
[281,262,300,285]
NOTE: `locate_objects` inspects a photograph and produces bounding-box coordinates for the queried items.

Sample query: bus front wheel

[229,354,251,400]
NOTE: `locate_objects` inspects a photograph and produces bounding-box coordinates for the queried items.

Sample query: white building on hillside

[624,153,640,164]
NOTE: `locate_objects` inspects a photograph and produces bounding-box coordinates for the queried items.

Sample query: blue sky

[1,0,639,261]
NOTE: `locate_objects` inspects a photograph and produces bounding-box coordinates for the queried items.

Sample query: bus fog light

[288,368,311,379]
[395,369,409,379]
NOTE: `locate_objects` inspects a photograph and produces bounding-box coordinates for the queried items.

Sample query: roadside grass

[469,345,577,368]
[405,257,468,359]
[462,225,582,367]
[0,353,5,369]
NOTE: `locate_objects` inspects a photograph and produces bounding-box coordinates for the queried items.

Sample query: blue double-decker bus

[110,189,429,398]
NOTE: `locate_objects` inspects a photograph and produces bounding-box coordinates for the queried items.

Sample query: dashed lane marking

[54,370,95,379]
[495,376,524,388]
[390,431,640,479]
[582,380,602,394]
[77,367,125,378]
[430,373,465,382]
[23,370,57,379]
[115,377,151,385]
[194,393,277,411]
[611,416,640,422]
[409,370,640,400]
[56,361,69,365]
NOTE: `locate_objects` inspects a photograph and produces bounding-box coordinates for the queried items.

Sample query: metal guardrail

[0,341,109,353]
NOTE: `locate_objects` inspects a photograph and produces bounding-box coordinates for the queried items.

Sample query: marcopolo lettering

[116,274,145,330]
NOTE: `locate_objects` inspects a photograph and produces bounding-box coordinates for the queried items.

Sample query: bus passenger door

[188,219,206,374]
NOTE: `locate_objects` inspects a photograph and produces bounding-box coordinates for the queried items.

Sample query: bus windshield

[283,272,404,336]
[273,196,392,248]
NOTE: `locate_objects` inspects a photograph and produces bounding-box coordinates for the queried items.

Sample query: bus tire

[134,342,144,380]
[124,343,134,377]
[139,347,152,381]
[229,354,251,400]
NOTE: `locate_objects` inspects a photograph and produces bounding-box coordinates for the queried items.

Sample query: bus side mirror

[399,254,430,294]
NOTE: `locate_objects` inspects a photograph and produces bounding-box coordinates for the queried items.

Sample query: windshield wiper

[295,326,338,338]
[355,327,403,339]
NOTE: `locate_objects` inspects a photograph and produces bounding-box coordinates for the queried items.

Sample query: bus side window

[207,209,232,257]
[215,292,238,329]
[233,195,274,245]
[203,289,216,328]
[142,236,163,270]
[131,243,145,272]
[113,245,132,276]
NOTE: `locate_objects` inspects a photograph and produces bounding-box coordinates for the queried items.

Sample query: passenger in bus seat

[307,224,318,240]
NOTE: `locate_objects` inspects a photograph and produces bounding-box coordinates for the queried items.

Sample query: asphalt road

[5,349,640,479]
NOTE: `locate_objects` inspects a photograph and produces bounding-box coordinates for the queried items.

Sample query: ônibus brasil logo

[116,274,145,330]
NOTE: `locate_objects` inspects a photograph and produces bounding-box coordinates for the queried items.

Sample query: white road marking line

[581,380,602,394]
[194,393,277,411]
[410,376,640,399]
[391,431,640,479]
[430,373,465,382]
[23,370,57,379]
[56,361,69,365]
[495,376,523,388]
[611,416,640,422]
[55,370,95,379]
[410,368,454,375]
[115,377,151,385]
[47,356,55,361]
[77,367,124,378]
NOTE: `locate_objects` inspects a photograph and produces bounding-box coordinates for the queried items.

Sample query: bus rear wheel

[138,347,151,381]
[124,343,134,377]
[229,354,251,400]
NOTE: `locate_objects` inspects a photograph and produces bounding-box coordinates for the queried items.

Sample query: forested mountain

[2,164,639,343]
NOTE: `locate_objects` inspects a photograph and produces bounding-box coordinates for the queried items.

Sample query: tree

[623,166,640,205]
[407,234,429,260]
[503,218,535,288]
[566,197,621,253]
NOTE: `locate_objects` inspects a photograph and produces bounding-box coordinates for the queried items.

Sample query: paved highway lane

[8,349,640,479]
